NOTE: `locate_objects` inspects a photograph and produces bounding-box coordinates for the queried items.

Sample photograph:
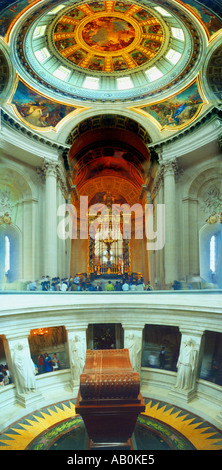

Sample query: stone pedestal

[169,387,196,404]
[16,390,43,408]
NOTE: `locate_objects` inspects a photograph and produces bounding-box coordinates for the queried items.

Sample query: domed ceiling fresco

[0,0,221,137]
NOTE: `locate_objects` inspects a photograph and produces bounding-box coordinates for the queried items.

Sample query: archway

[68,118,157,283]
[199,222,221,285]
[0,225,21,288]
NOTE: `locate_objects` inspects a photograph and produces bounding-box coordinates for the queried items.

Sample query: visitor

[106,281,114,291]
[68,277,73,289]
[159,347,166,369]
[44,352,53,372]
[148,352,157,368]
[55,278,61,291]
[96,282,102,291]
[60,279,68,291]
[87,283,95,291]
[38,354,45,374]
[122,281,129,291]
[172,280,181,290]
[146,281,153,291]
[52,353,59,371]
[114,281,122,291]
[130,281,136,291]
[135,279,145,291]
[74,274,79,285]
[3,365,11,383]
[29,280,37,291]
[81,275,86,291]
[69,282,78,291]
[0,373,4,386]
[3,370,9,385]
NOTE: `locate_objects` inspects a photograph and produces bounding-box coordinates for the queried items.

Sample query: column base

[169,387,196,404]
[16,390,43,408]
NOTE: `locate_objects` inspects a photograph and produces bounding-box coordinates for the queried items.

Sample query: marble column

[22,197,38,281]
[123,327,144,375]
[182,197,199,280]
[57,163,68,279]
[162,159,178,286]
[170,329,204,403]
[43,161,58,278]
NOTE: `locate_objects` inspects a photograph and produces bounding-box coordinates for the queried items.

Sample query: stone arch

[0,40,16,103]
[0,163,40,283]
[56,106,161,145]
[206,44,222,103]
[0,224,21,287]
[183,163,222,200]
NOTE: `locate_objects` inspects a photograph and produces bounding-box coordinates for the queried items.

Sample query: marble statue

[175,339,197,390]
[125,333,142,373]
[13,342,36,393]
[70,335,86,383]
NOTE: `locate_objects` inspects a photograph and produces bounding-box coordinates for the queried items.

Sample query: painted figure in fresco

[13,82,76,128]
[16,101,49,127]
[175,339,198,390]
[82,17,135,52]
[13,342,36,394]
[144,83,203,127]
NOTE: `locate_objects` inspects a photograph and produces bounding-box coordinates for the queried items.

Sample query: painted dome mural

[53,2,164,72]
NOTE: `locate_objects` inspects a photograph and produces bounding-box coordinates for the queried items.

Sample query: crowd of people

[0,353,60,387]
[36,352,59,374]
[27,275,156,292]
[0,364,11,387]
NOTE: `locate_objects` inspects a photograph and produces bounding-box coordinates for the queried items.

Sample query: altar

[75,349,145,449]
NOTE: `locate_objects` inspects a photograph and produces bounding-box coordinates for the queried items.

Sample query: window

[154,6,172,16]
[145,66,163,82]
[83,76,100,90]
[33,25,47,38]
[172,27,184,41]
[5,236,10,273]
[165,49,182,64]
[34,47,50,63]
[117,77,133,90]
[210,235,216,274]
[53,66,71,81]
[47,5,65,14]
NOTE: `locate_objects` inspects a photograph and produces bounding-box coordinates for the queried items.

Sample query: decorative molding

[42,160,59,178]
[161,158,179,177]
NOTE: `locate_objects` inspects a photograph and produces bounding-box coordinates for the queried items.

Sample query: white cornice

[161,116,222,160]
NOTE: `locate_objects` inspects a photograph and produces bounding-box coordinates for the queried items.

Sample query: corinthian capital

[42,160,59,178]
[161,158,179,177]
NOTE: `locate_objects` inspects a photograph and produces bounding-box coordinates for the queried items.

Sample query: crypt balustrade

[0,290,221,431]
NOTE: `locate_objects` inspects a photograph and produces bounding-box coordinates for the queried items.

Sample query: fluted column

[162,159,178,286]
[43,161,58,278]
[57,162,68,279]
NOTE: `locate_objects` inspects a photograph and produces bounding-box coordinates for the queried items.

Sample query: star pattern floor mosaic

[0,399,222,451]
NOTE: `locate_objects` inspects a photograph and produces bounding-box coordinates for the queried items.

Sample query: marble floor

[0,398,222,451]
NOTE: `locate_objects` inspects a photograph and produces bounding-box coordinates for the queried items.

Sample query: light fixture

[32,328,49,336]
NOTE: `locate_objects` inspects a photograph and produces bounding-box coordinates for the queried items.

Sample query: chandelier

[32,328,49,336]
